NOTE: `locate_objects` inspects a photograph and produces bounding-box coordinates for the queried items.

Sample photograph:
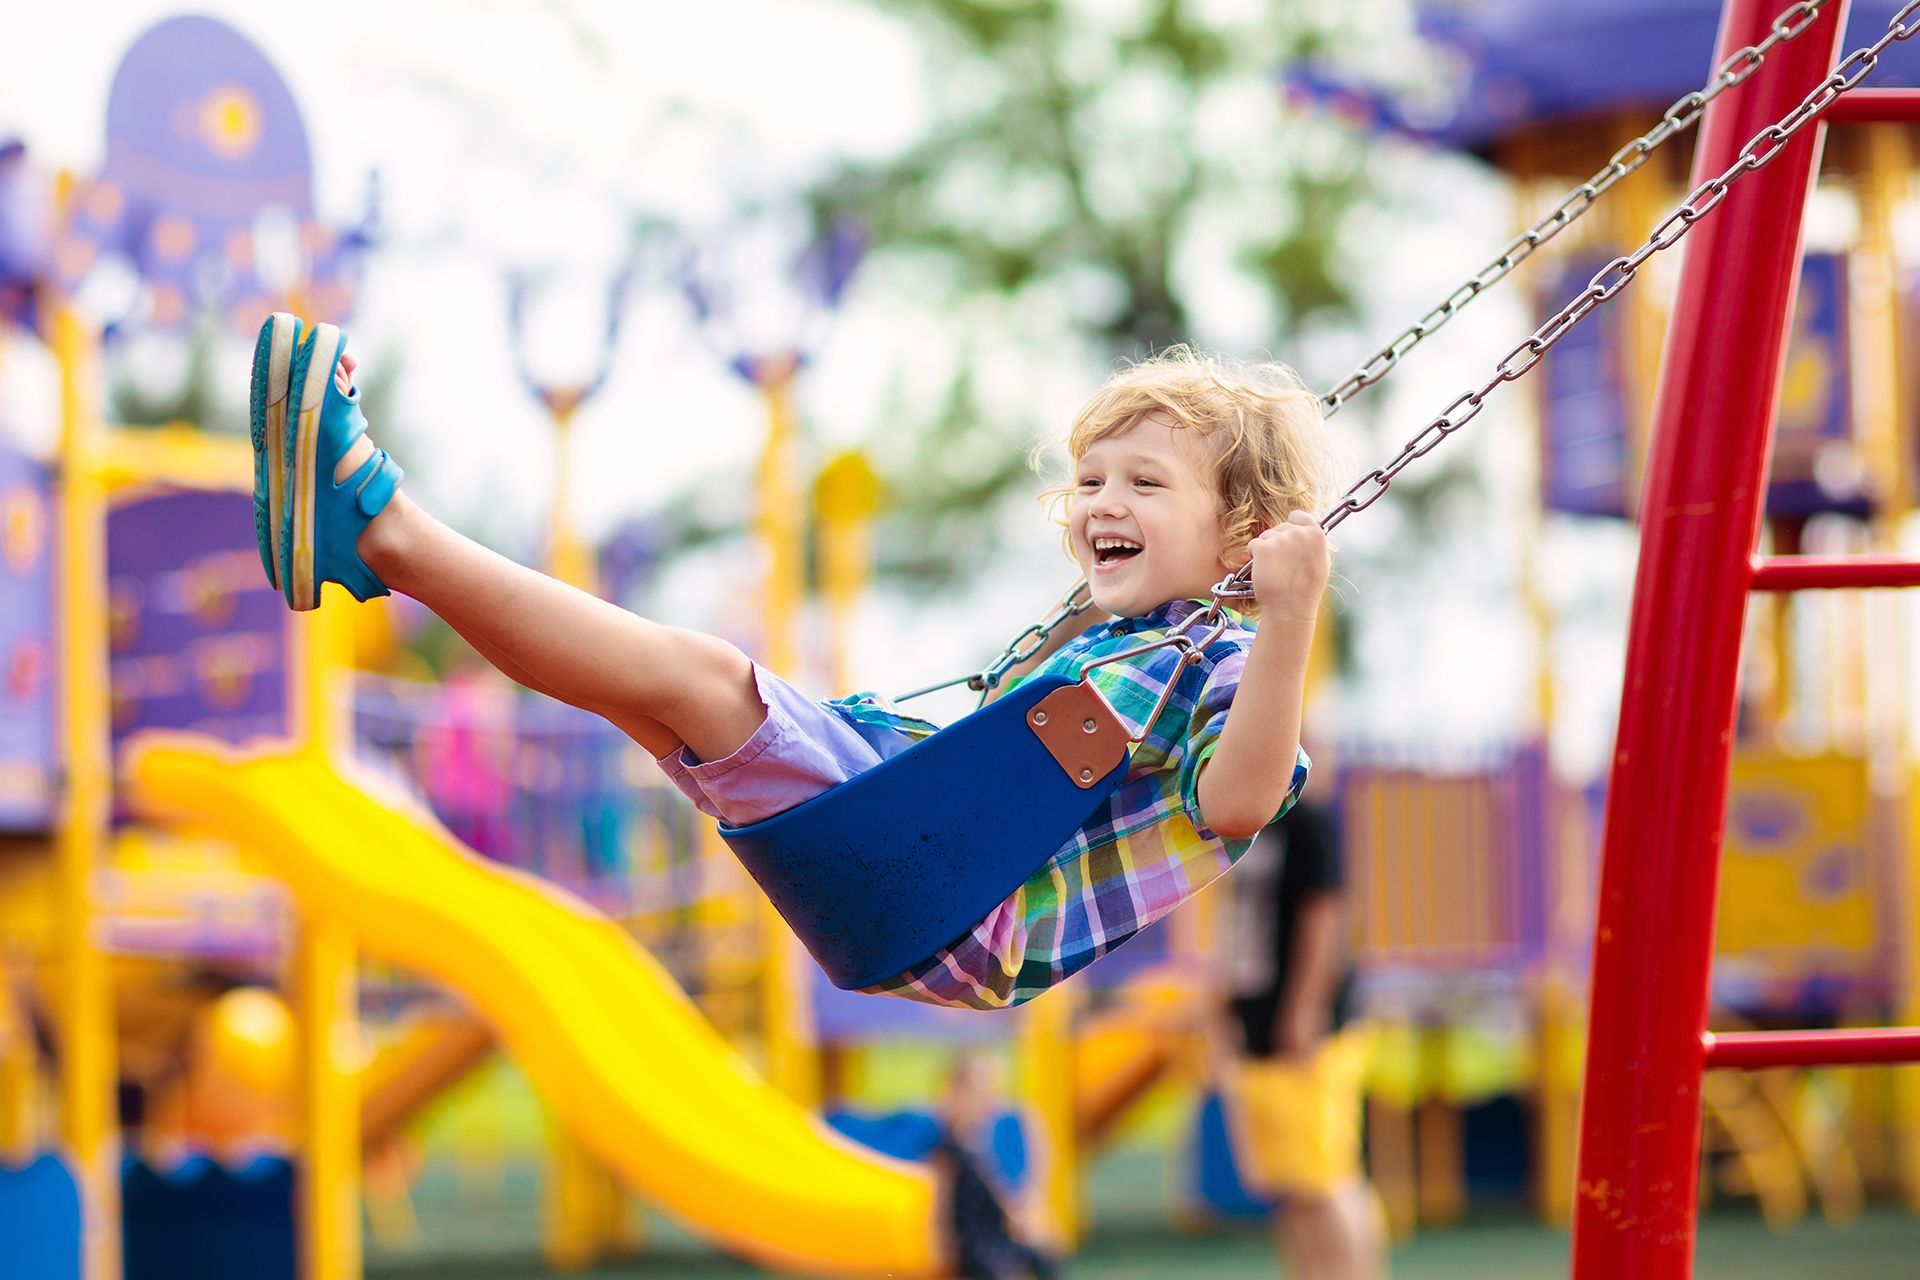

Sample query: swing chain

[1309,0,1920,539]
[1315,0,1833,420]
[917,0,1887,696]
[893,580,1096,703]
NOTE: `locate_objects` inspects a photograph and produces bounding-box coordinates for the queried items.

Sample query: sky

[0,0,1680,773]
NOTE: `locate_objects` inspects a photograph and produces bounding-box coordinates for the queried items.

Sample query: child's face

[1069,413,1235,618]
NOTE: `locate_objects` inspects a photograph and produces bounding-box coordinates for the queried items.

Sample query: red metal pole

[1827,87,1920,122]
[1749,554,1920,590]
[1703,1027,1920,1070]
[1569,3,1851,1278]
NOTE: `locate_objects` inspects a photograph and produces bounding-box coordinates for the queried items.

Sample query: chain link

[1315,0,1832,419]
[903,0,1907,702]
[1309,0,1918,543]
[893,580,1096,702]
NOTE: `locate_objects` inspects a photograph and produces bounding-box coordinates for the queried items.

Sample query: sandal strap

[349,447,404,519]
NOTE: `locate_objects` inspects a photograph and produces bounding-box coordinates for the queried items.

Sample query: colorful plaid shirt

[827,597,1310,1010]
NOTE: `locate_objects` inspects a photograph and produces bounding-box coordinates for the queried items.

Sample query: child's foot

[249,314,405,610]
[330,354,376,480]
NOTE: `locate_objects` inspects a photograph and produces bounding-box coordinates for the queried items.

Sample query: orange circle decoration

[183,559,236,627]
[152,216,196,263]
[197,86,262,160]
[7,641,45,702]
[149,284,186,327]
[0,486,46,573]
[83,181,124,224]
[196,639,254,711]
[53,236,96,282]
[107,580,144,653]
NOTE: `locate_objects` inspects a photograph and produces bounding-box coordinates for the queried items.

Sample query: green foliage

[800,0,1383,591]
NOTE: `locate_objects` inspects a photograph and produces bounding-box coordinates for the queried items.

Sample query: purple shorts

[655,664,917,827]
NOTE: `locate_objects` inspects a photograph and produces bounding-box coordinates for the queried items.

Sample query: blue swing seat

[718,672,1129,991]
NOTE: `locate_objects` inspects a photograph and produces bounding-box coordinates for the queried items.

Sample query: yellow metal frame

[50,301,121,1280]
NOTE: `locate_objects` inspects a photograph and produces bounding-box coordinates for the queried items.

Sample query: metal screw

[1032,710,1048,726]
[1079,768,1093,782]
[1082,718,1097,733]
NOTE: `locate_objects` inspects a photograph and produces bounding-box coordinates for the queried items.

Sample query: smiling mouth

[1092,537,1143,569]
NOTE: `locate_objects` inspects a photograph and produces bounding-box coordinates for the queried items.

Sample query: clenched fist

[1244,510,1330,623]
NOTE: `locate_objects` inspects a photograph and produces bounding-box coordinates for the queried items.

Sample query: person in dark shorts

[930,1054,1059,1280]
[1220,797,1386,1280]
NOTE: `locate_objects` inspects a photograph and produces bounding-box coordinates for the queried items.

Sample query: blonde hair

[1043,347,1335,604]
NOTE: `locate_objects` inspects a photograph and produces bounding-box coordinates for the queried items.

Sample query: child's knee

[656,628,757,711]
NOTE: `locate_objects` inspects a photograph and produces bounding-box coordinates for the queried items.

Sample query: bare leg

[329,409,763,763]
[1277,1183,1389,1280]
[454,628,675,760]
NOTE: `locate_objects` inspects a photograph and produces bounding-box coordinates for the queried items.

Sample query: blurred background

[5,1,1920,1277]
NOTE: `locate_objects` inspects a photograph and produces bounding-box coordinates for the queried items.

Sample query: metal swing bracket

[1027,612,1227,787]
[1026,683,1131,789]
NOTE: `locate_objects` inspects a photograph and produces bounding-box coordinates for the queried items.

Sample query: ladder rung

[1703,1027,1920,1070]
[1827,89,1920,124]
[1749,555,1920,592]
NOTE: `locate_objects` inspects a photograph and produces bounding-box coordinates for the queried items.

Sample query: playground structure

[8,4,1920,1280]
[0,17,1215,1279]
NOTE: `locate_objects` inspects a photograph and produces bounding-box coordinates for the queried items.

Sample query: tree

[801,0,1385,588]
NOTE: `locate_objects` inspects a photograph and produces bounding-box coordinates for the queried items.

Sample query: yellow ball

[199,987,294,1098]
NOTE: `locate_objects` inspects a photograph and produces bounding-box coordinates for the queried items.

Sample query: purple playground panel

[352,676,707,916]
[57,15,366,336]
[106,488,292,750]
[1338,739,1589,984]
[0,441,55,830]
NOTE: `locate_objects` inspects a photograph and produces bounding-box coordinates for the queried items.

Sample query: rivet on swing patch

[1028,683,1129,788]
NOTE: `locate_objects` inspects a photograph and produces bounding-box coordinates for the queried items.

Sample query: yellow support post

[1017,987,1080,1250]
[51,300,120,1280]
[0,968,38,1160]
[753,358,818,1108]
[542,1117,601,1273]
[547,401,593,592]
[293,914,360,1280]
[1850,123,1920,1211]
[292,599,362,1280]
[814,450,880,695]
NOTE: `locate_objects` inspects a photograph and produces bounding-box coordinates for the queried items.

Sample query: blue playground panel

[121,1154,294,1280]
[827,1107,1031,1193]
[0,1153,83,1280]
[1189,1092,1274,1220]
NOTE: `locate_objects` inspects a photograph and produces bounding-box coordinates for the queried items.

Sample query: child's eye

[1076,477,1100,488]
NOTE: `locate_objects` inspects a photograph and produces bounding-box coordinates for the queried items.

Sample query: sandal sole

[285,321,342,612]
[249,313,299,592]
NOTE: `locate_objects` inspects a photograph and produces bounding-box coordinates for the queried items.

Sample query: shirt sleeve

[1175,651,1312,832]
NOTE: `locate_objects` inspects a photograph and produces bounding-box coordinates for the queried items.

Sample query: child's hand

[334,352,357,396]
[1246,510,1329,623]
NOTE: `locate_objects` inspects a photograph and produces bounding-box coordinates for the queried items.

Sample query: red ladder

[1572,3,1920,1277]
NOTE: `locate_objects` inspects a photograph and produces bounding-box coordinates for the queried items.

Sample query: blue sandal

[249,312,301,593]
[274,320,405,611]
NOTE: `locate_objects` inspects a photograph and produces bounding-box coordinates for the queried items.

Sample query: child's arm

[1195,512,1329,839]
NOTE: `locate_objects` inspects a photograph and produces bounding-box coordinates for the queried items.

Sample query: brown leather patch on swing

[1027,683,1130,789]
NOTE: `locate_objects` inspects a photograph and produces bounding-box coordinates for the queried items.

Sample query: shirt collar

[1107,597,1246,635]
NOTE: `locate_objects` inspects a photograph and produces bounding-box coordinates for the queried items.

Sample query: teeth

[1093,537,1141,551]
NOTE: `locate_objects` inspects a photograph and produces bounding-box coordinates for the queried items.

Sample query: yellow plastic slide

[126,734,938,1279]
